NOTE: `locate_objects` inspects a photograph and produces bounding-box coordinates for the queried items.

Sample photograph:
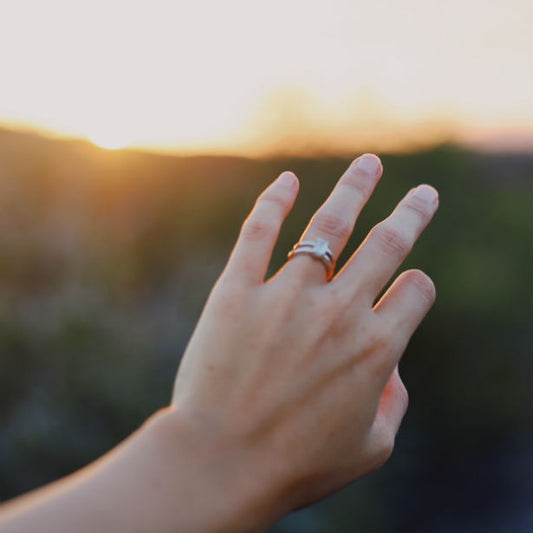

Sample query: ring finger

[283,153,383,283]
[338,184,439,302]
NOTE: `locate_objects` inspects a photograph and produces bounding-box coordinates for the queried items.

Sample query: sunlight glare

[0,0,530,154]
[85,124,133,150]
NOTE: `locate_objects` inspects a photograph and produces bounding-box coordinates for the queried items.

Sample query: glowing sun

[85,124,133,150]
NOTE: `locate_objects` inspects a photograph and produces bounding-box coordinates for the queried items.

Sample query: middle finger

[283,153,383,283]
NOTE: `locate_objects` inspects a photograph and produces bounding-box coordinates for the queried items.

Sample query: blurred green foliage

[0,127,531,532]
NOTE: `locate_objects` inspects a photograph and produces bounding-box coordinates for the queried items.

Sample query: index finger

[222,171,299,284]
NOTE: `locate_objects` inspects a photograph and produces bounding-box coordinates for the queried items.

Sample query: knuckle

[259,189,289,210]
[371,223,410,257]
[404,194,432,220]
[313,211,352,241]
[241,216,277,241]
[404,269,436,304]
[340,175,371,197]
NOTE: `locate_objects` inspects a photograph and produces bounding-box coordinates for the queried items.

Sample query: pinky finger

[223,171,299,284]
[373,269,436,340]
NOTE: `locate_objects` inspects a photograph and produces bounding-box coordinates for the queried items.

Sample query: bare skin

[0,154,438,532]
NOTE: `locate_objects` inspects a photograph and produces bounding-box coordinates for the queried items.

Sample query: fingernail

[412,184,438,204]
[354,153,382,177]
[278,171,296,188]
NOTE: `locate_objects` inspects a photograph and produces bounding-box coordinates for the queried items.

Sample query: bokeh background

[0,0,531,532]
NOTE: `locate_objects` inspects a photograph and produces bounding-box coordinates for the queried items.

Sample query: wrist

[144,406,282,532]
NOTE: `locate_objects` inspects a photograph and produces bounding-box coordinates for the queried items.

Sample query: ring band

[287,238,336,280]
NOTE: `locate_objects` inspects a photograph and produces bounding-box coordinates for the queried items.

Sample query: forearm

[0,408,266,533]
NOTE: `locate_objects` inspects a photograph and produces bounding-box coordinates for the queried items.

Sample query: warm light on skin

[0,0,530,154]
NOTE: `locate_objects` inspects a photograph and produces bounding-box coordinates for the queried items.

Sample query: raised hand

[172,153,439,530]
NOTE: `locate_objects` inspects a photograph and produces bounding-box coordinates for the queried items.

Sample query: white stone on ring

[287,238,336,280]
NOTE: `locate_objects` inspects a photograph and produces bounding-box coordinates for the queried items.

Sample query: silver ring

[287,238,336,280]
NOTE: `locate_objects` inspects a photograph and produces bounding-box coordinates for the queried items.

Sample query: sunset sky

[0,0,531,154]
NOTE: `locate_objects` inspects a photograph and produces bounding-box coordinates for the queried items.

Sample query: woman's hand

[172,153,439,530]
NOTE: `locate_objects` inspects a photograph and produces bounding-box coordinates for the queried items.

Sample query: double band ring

[287,238,336,281]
